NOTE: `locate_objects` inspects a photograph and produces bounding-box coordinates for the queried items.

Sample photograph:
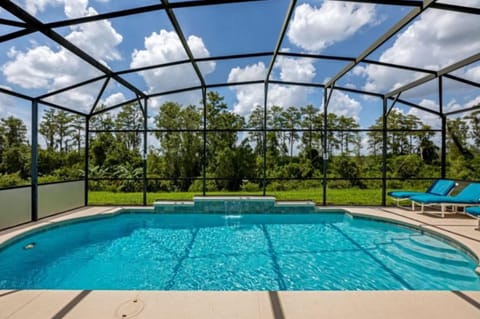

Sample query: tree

[300,105,320,155]
[326,113,340,157]
[247,104,264,156]
[154,102,202,190]
[206,91,243,151]
[335,155,362,187]
[266,105,284,158]
[1,145,30,178]
[0,116,29,178]
[89,112,116,168]
[116,103,143,151]
[416,124,438,164]
[367,109,436,158]
[335,115,360,155]
[282,106,301,158]
[39,109,80,152]
[301,105,323,169]
[55,110,76,152]
[210,141,255,191]
[70,115,85,153]
[391,154,424,180]
[447,117,472,160]
[466,109,480,149]
[39,108,57,150]
[367,117,383,156]
[1,116,27,147]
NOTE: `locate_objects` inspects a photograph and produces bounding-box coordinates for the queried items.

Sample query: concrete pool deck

[1,206,480,318]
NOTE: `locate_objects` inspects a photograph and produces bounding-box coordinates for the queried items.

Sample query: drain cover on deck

[115,299,144,318]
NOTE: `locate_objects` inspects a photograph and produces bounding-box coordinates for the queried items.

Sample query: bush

[0,172,27,188]
[38,175,61,184]
[333,155,362,187]
[188,179,205,192]
[391,154,423,179]
[241,181,261,192]
[327,180,351,189]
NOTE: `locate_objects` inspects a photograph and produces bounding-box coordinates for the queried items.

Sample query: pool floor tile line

[328,224,414,290]
[164,229,199,290]
[261,225,287,290]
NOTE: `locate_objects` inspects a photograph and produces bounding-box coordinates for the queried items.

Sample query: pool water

[0,212,479,290]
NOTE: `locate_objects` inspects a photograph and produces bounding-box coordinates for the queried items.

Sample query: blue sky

[0,0,479,133]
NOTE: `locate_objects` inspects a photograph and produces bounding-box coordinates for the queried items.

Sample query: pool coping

[1,205,480,318]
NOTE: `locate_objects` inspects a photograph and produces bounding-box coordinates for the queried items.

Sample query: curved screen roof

[0,0,478,117]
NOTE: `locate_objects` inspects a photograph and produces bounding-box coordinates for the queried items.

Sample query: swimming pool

[0,209,479,290]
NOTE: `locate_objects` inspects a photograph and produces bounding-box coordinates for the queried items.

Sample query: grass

[89,188,396,206]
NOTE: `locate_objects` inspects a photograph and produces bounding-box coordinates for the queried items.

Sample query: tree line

[1,91,479,191]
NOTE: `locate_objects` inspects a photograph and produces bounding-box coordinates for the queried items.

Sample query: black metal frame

[0,0,478,212]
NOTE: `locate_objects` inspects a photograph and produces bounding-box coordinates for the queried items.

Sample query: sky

[0,0,479,136]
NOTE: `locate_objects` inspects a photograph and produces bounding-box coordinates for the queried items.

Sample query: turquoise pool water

[0,211,479,290]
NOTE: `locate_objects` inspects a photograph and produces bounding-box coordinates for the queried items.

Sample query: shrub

[0,172,26,188]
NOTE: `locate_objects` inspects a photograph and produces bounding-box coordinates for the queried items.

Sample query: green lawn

[89,188,398,206]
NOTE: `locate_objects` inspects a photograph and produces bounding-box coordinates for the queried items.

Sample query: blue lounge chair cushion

[410,183,480,204]
[388,179,456,199]
[465,206,480,216]
[388,191,429,199]
[428,179,456,196]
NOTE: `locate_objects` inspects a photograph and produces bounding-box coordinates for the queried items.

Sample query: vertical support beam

[143,98,148,206]
[31,99,38,221]
[202,87,207,196]
[439,76,447,178]
[382,97,388,206]
[84,115,90,206]
[322,87,330,206]
[263,82,268,196]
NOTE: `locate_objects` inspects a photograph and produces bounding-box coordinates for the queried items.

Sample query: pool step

[377,245,477,282]
[408,236,459,254]
[391,239,471,267]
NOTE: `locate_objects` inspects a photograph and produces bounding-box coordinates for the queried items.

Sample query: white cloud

[437,0,480,6]
[275,56,316,82]
[47,87,98,112]
[227,57,317,117]
[101,92,126,107]
[358,9,480,95]
[2,0,123,111]
[21,0,63,16]
[452,64,480,83]
[465,95,480,108]
[404,99,442,129]
[401,95,480,130]
[40,79,105,113]
[445,95,480,115]
[131,30,215,100]
[3,45,98,90]
[66,15,122,63]
[463,65,480,82]
[287,2,376,52]
[147,90,203,113]
[327,90,362,122]
[228,62,266,83]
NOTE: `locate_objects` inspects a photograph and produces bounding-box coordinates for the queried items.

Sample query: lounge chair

[388,179,456,210]
[465,206,480,230]
[410,183,480,217]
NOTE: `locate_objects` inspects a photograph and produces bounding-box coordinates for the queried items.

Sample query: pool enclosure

[0,0,479,229]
